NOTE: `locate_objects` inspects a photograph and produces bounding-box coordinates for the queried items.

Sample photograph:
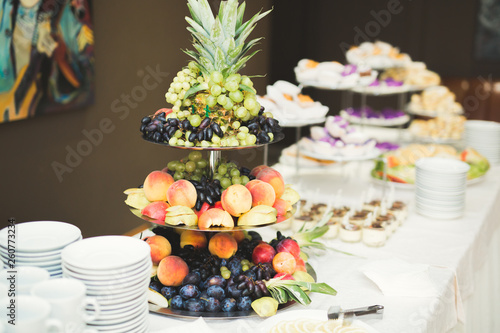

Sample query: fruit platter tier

[148,262,316,319]
[124,152,301,231]
[145,226,335,318]
[371,144,490,186]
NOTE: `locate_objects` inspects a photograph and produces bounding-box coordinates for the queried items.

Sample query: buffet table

[141,162,500,333]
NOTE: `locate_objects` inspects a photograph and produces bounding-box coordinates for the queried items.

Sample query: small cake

[349,209,371,227]
[323,218,339,239]
[363,199,381,212]
[362,221,387,247]
[339,214,361,243]
[388,200,408,226]
[339,222,362,243]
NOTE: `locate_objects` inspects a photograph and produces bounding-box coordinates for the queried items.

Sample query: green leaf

[235,25,256,47]
[193,44,214,63]
[214,46,227,72]
[236,1,246,30]
[283,285,311,305]
[227,43,244,64]
[183,83,208,101]
[239,83,256,94]
[235,8,272,38]
[296,282,337,296]
[185,17,210,39]
[230,50,260,74]
[188,0,214,34]
[220,0,238,38]
[210,17,225,45]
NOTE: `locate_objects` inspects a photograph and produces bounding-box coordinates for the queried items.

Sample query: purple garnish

[341,64,357,77]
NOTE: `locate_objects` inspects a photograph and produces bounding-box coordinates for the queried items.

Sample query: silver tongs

[328,305,384,325]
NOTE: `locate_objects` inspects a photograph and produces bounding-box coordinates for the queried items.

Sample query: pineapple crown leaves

[184,0,272,79]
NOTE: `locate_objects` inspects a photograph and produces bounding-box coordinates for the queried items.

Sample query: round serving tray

[129,205,296,232]
[148,263,316,319]
[142,132,284,151]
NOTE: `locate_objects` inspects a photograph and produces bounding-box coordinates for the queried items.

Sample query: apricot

[198,208,234,230]
[141,201,170,220]
[250,165,269,177]
[256,167,285,198]
[272,252,296,275]
[143,171,174,202]
[157,255,189,287]
[273,198,291,216]
[166,179,197,208]
[245,180,276,207]
[144,235,171,265]
[208,233,238,259]
[180,230,207,249]
[221,184,252,217]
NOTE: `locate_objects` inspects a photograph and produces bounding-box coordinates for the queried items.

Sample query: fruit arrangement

[139,0,282,147]
[124,154,301,230]
[145,228,336,316]
[371,144,490,184]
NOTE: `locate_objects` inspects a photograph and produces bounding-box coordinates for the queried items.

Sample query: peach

[231,231,246,243]
[245,180,276,207]
[208,233,238,259]
[221,184,252,217]
[143,235,171,265]
[256,167,285,198]
[141,201,170,220]
[272,252,296,275]
[167,179,197,208]
[198,208,234,230]
[250,165,269,177]
[157,255,189,286]
[143,171,174,202]
[180,230,207,249]
[273,198,291,216]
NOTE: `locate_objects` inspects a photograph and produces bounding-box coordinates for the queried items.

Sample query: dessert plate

[62,236,150,270]
[62,258,150,277]
[300,148,381,162]
[0,221,81,252]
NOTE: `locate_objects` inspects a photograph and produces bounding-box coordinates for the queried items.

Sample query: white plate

[416,157,470,174]
[351,85,409,95]
[416,208,464,220]
[465,120,500,131]
[277,117,326,127]
[301,148,381,162]
[0,255,61,267]
[87,306,148,332]
[0,222,81,253]
[62,259,151,278]
[84,276,150,295]
[64,266,150,286]
[88,302,147,324]
[61,236,150,270]
[88,293,147,313]
[258,309,379,333]
[0,251,61,262]
[87,280,149,300]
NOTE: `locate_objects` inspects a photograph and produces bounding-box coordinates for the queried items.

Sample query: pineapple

[145,0,279,148]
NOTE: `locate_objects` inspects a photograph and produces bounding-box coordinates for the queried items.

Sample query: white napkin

[359,258,437,297]
[151,317,214,333]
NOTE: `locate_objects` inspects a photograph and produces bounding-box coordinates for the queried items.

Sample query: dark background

[1,0,498,237]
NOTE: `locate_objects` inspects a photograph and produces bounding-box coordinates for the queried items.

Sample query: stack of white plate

[61,236,151,333]
[415,157,470,219]
[0,221,82,278]
[465,120,500,164]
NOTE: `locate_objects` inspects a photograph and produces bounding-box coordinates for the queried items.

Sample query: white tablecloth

[146,162,500,333]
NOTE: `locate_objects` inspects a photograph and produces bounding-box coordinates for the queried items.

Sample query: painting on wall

[0,0,94,124]
[474,0,500,61]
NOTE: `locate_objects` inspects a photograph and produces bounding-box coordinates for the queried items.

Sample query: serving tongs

[328,305,384,325]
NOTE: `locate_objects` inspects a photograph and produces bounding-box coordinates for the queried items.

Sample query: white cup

[32,278,100,333]
[0,267,50,295]
[1,295,63,333]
